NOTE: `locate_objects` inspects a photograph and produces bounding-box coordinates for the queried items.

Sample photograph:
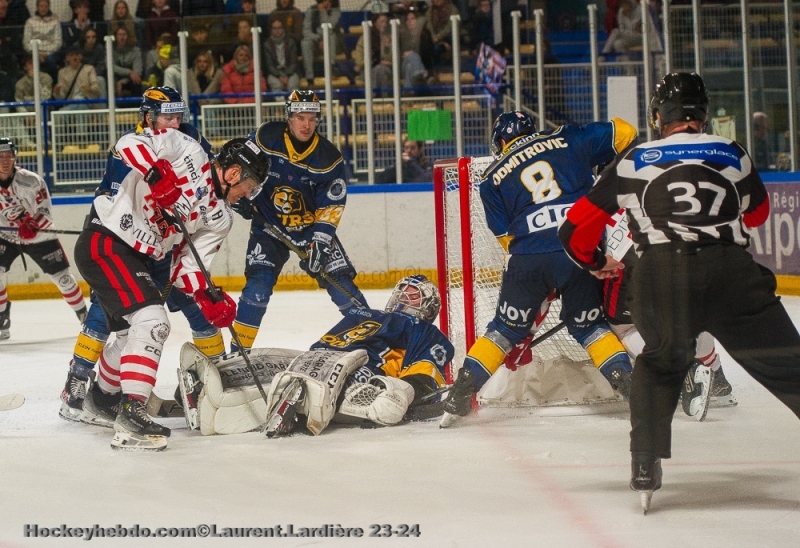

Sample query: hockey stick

[0,226,82,236]
[258,219,367,309]
[169,211,272,411]
[145,392,183,418]
[412,320,568,407]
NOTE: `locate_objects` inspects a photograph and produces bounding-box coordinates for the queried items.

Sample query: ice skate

[265,378,305,438]
[111,395,170,452]
[177,367,203,430]
[681,361,712,421]
[710,366,738,408]
[0,302,10,340]
[609,368,632,401]
[439,368,476,428]
[75,305,88,324]
[59,368,88,422]
[81,376,121,428]
[630,455,662,515]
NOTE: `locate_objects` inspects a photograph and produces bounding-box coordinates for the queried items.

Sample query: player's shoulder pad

[252,121,287,152]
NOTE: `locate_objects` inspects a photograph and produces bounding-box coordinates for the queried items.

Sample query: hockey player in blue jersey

[177,275,453,435]
[441,110,639,427]
[230,90,368,351]
[58,86,225,424]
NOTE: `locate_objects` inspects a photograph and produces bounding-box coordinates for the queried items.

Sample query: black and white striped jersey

[559,131,770,271]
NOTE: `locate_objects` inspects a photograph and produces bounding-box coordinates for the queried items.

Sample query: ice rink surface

[2,288,800,547]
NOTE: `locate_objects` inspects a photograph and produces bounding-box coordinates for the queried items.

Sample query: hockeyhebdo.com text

[23,523,423,540]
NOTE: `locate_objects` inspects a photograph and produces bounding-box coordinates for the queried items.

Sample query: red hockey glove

[144,159,182,208]
[504,334,534,371]
[17,215,39,241]
[194,287,236,328]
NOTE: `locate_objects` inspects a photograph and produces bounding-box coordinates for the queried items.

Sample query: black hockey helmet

[285,89,321,120]
[140,86,186,124]
[218,137,271,199]
[385,274,441,322]
[0,137,17,156]
[648,72,709,130]
[490,111,537,158]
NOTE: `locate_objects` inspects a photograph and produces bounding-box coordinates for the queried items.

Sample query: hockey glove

[194,287,236,328]
[17,215,39,241]
[306,232,332,274]
[231,197,254,220]
[144,159,182,208]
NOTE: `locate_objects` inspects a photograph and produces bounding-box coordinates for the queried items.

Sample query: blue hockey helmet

[490,111,537,158]
[140,86,186,123]
[385,274,441,322]
[218,137,271,199]
[285,89,321,120]
[648,72,708,130]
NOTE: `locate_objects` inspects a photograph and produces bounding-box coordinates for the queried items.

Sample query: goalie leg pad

[266,349,368,435]
[338,376,415,426]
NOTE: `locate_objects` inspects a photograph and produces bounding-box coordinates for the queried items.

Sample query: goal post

[433,156,624,411]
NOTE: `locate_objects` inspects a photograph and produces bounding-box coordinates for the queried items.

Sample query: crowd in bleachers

[0,0,533,106]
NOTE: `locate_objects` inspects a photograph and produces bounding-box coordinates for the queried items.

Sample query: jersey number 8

[520,161,563,204]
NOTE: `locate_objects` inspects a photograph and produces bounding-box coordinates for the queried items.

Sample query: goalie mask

[385,275,441,322]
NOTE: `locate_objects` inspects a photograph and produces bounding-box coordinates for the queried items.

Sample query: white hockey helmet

[385,274,441,322]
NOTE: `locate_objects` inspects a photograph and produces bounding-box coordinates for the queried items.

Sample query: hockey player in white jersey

[74,128,271,451]
[0,137,87,340]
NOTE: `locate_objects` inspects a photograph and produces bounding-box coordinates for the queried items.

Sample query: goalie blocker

[178,343,416,436]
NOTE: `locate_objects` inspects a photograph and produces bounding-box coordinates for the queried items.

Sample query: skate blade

[79,410,116,429]
[640,491,653,514]
[439,411,460,429]
[710,395,738,408]
[58,402,84,422]
[110,431,168,452]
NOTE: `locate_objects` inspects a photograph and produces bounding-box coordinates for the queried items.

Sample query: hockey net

[433,157,622,411]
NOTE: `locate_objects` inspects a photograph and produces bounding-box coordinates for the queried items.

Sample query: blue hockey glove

[306,232,332,274]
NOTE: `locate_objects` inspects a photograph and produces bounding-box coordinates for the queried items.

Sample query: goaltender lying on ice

[177,342,419,436]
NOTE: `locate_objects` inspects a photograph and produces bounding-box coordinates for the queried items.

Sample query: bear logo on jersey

[271,186,315,229]
[319,320,382,348]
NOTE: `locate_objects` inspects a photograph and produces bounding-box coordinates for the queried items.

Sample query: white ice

[2,289,800,547]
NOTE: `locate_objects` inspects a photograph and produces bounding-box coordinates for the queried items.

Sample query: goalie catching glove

[144,159,182,208]
[338,376,415,426]
[194,287,236,328]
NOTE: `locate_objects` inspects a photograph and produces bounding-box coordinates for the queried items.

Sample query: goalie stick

[146,393,183,418]
[0,226,82,236]
[170,210,272,413]
[0,393,24,411]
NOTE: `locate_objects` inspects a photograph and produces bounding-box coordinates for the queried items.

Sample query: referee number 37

[369,524,421,537]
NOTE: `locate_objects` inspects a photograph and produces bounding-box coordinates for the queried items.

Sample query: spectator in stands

[188,50,223,103]
[376,139,433,183]
[270,0,304,49]
[352,13,392,92]
[605,0,619,35]
[187,22,215,66]
[221,44,266,104]
[144,31,172,73]
[753,111,773,172]
[602,0,662,55]
[467,0,494,53]
[238,0,268,30]
[426,0,464,68]
[15,53,53,112]
[0,0,23,78]
[111,25,142,97]
[23,0,61,81]
[144,0,179,50]
[263,19,300,93]
[78,27,106,95]
[144,43,174,88]
[61,0,105,59]
[400,8,435,84]
[109,0,138,47]
[301,0,343,83]
[1,0,28,27]
[53,46,102,108]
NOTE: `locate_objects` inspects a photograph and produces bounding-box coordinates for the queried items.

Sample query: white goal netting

[433,157,622,410]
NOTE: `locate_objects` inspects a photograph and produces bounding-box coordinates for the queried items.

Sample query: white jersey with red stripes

[0,167,56,245]
[92,126,233,294]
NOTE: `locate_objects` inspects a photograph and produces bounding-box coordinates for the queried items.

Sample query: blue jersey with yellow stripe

[480,118,637,255]
[248,121,347,245]
[310,307,454,387]
[97,122,212,197]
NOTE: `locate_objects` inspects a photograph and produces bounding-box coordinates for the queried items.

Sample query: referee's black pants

[629,243,800,459]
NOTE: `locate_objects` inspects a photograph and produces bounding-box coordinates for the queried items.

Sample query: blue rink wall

[8,178,800,300]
